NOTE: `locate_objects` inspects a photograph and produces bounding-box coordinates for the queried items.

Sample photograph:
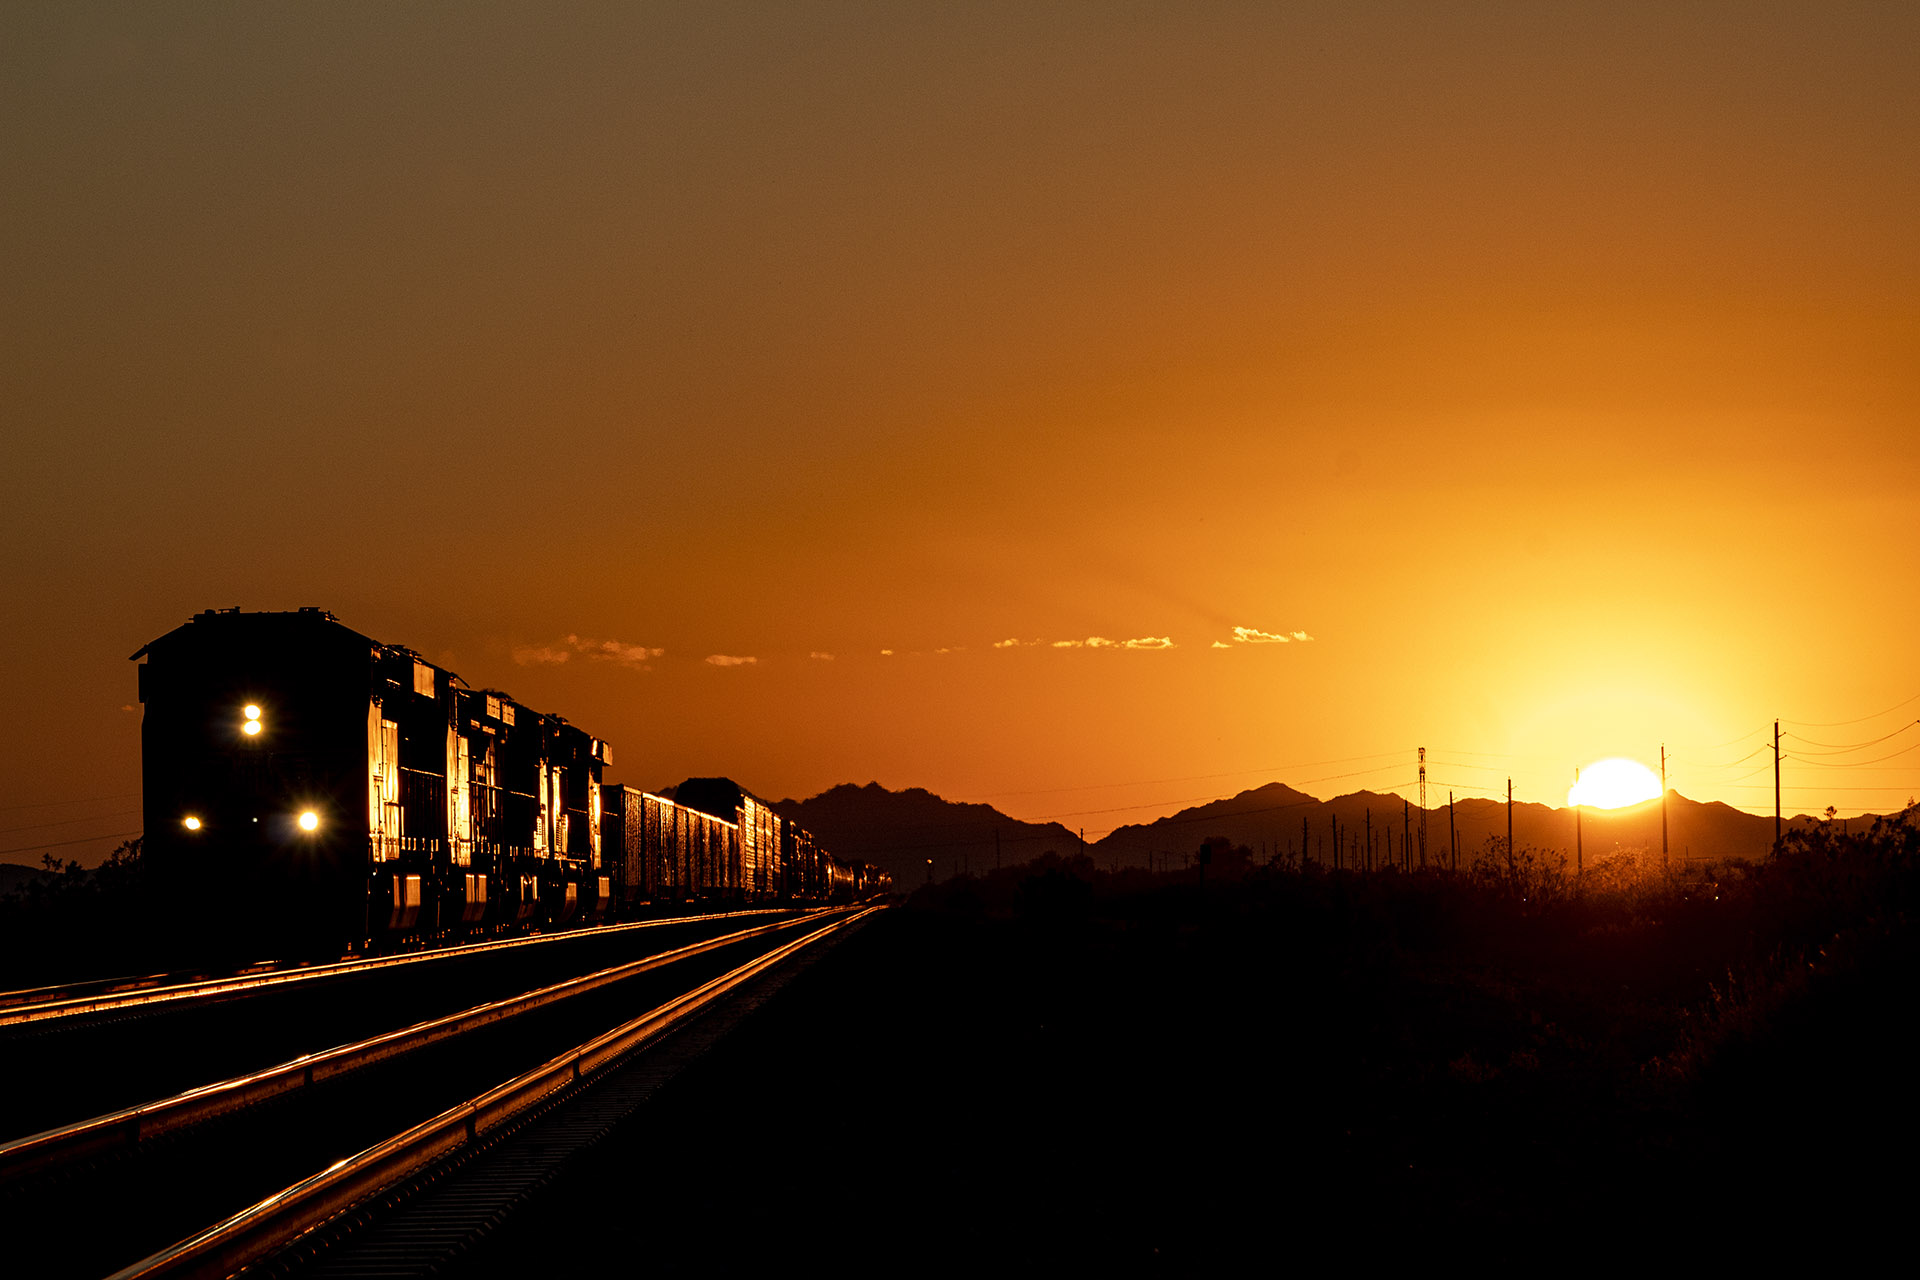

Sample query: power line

[0,791,141,816]
[1092,786,1421,852]
[1033,762,1410,822]
[0,809,142,837]
[1781,721,1920,754]
[1716,784,1919,793]
[1690,724,1771,752]
[1721,758,1779,787]
[1782,692,1920,729]
[1670,743,1772,769]
[1784,741,1920,768]
[0,830,143,860]
[1040,792,1263,821]
[975,750,1410,798]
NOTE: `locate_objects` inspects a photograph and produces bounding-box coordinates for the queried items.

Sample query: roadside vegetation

[899,807,1919,1246]
[0,839,162,988]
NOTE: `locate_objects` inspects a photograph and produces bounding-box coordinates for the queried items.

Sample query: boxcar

[675,777,792,904]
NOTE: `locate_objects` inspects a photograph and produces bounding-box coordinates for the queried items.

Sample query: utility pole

[1402,798,1410,872]
[1574,767,1582,878]
[1660,744,1669,873]
[1773,720,1782,851]
[1330,812,1339,871]
[1449,791,1457,871]
[1418,747,1428,867]
[1365,807,1372,873]
[1506,778,1514,877]
[1303,814,1310,868]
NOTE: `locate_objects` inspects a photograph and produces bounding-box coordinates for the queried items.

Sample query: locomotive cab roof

[132,606,373,663]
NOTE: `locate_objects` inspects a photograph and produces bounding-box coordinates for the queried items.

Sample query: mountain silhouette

[1089,783,1908,871]
[726,778,1908,886]
[772,782,1079,889]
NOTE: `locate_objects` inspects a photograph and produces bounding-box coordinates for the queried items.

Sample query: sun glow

[1568,758,1662,809]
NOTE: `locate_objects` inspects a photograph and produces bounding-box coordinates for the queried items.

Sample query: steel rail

[106,904,884,1280]
[0,904,822,1028]
[0,972,182,1013]
[0,907,855,1183]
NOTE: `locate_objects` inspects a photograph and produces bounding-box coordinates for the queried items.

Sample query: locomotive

[133,608,889,955]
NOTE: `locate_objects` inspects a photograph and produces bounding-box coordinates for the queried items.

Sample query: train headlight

[297,810,320,832]
[183,815,202,831]
[243,705,263,736]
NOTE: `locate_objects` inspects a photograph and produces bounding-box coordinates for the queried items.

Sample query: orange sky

[5,2,1917,864]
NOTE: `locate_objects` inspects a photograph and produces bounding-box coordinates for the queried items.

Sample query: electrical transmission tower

[1417,746,1428,867]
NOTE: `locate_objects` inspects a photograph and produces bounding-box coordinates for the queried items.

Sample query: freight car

[133,608,889,956]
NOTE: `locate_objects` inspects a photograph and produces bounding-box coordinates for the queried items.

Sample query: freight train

[133,608,889,955]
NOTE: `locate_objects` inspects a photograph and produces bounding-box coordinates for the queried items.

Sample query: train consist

[134,608,889,953]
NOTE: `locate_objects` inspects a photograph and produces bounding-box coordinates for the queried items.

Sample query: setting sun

[1568,758,1663,809]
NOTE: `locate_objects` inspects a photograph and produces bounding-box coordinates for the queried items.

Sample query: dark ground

[454,842,1920,1271]
[11,829,1913,1270]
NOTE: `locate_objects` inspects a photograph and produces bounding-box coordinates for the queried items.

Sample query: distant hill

[1093,783,1911,870]
[679,776,1911,885]
[1096,781,1325,868]
[0,863,52,897]
[772,782,1080,890]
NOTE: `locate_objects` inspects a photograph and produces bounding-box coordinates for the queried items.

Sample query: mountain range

[770,782,1078,888]
[767,779,1910,890]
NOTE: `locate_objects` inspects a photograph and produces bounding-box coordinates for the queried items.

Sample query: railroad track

[0,905,812,1029]
[0,903,884,1280]
[0,907,828,1140]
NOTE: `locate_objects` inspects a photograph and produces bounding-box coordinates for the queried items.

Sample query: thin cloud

[1038,635,1172,650]
[809,651,835,661]
[1291,631,1314,642]
[514,634,665,669]
[705,654,758,667]
[992,638,1030,649]
[573,635,666,667]
[880,649,895,656]
[1231,626,1292,644]
[513,643,573,666]
[1211,641,1231,649]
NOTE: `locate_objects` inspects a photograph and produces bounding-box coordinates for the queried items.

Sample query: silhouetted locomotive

[133,608,889,954]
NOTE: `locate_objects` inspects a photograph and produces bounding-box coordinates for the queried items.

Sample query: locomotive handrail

[0,903,824,1028]
[105,904,885,1280]
[0,907,859,1182]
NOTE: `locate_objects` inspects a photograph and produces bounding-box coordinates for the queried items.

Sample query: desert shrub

[0,837,165,986]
